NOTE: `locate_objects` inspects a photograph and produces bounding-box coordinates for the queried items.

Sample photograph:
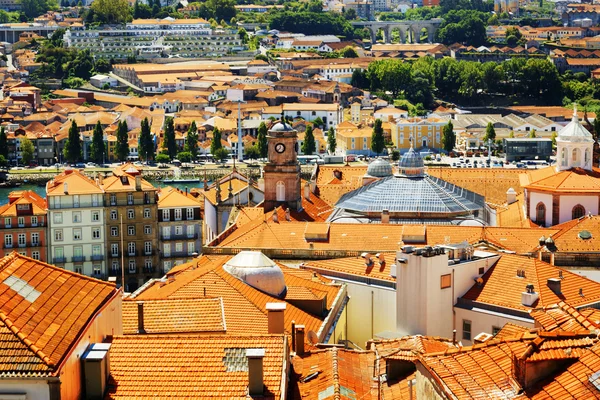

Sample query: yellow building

[336,122,373,155]
[390,116,447,150]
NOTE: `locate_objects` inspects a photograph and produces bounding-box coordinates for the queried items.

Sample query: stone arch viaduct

[352,19,443,44]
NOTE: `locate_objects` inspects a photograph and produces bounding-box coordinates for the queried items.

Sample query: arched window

[276,181,285,202]
[561,149,567,167]
[585,148,590,166]
[536,202,546,225]
[572,148,580,167]
[572,204,586,220]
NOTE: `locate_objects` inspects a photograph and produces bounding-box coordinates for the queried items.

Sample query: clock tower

[263,120,302,212]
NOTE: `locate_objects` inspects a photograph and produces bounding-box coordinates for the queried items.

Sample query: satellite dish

[307,330,318,345]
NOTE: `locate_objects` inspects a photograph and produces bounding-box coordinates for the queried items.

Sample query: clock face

[275,143,286,154]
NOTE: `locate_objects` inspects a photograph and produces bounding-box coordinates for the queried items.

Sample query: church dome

[223,251,287,297]
[558,111,594,143]
[366,158,393,178]
[398,147,425,177]
[270,121,295,133]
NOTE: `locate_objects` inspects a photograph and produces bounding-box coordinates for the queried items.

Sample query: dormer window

[121,176,128,185]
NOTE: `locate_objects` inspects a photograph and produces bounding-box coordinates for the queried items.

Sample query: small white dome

[223,251,287,297]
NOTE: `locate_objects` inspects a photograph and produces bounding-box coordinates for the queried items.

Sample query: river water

[0,180,207,206]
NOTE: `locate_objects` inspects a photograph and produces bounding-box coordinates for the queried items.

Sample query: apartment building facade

[46,169,106,278]
[101,168,159,292]
[391,116,447,151]
[157,187,202,273]
[0,191,47,261]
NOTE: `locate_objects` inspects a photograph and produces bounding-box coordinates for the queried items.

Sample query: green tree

[302,125,316,155]
[238,27,248,44]
[312,117,324,128]
[0,127,7,159]
[327,127,336,154]
[156,153,170,164]
[20,137,34,165]
[509,131,515,138]
[441,121,455,153]
[63,120,81,163]
[115,120,129,161]
[505,26,522,42]
[371,119,385,155]
[484,122,496,142]
[0,155,7,169]
[351,70,369,89]
[551,131,557,149]
[186,121,198,160]
[257,122,268,159]
[214,147,229,163]
[90,120,105,164]
[138,117,154,162]
[340,46,358,58]
[177,151,192,162]
[162,117,177,159]
[529,129,537,138]
[210,127,223,156]
[19,0,57,19]
[244,144,260,160]
[95,58,110,73]
[391,149,400,161]
[91,0,130,23]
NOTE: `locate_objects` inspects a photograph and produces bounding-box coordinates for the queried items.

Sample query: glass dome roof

[366,158,393,178]
[398,147,425,177]
[270,121,295,132]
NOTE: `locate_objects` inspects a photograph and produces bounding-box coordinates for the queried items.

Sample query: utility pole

[237,99,244,162]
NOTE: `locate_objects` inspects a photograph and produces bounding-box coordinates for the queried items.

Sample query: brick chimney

[381,209,390,224]
[137,302,145,334]
[246,348,265,396]
[294,325,305,355]
[304,181,310,200]
[266,302,286,334]
[547,278,561,295]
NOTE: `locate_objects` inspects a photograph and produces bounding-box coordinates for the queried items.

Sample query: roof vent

[579,230,592,240]
[521,284,538,306]
[580,288,584,297]
[559,270,563,279]
[361,252,373,267]
[63,182,68,194]
[538,236,546,246]
[401,245,414,254]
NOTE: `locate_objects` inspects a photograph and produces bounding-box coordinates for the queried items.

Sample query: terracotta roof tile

[524,166,600,193]
[122,298,225,334]
[0,191,46,217]
[157,186,202,208]
[106,334,286,399]
[302,253,397,283]
[462,254,600,311]
[46,169,103,196]
[494,322,530,340]
[0,253,117,376]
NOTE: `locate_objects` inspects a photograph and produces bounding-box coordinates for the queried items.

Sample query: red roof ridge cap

[0,312,54,367]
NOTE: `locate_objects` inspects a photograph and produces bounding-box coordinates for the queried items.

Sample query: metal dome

[366,158,393,178]
[222,251,287,297]
[270,121,295,133]
[398,147,425,177]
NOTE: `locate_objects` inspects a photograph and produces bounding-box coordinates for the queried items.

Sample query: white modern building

[281,103,343,130]
[46,170,106,277]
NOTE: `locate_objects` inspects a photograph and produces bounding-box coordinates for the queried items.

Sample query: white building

[281,103,343,130]
[90,74,118,89]
[46,170,106,277]
[523,107,600,227]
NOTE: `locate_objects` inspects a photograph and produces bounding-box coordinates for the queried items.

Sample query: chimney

[547,278,561,295]
[521,284,539,306]
[266,302,286,334]
[381,209,390,224]
[285,208,291,221]
[362,252,373,267]
[135,175,142,191]
[137,302,145,334]
[295,325,305,356]
[82,343,111,400]
[550,252,555,266]
[272,212,278,223]
[246,349,265,396]
[376,253,385,267]
[304,181,310,200]
[506,188,517,205]
[63,182,68,193]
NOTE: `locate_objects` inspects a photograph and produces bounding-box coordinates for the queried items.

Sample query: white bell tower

[555,104,595,171]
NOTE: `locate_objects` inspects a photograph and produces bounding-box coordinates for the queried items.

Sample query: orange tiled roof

[368,335,456,363]
[548,215,600,252]
[128,255,342,342]
[523,166,600,193]
[302,253,397,282]
[419,330,598,399]
[46,169,103,196]
[290,348,378,400]
[0,190,46,217]
[100,174,156,193]
[493,322,530,340]
[157,186,202,208]
[462,254,600,311]
[106,334,286,399]
[122,298,225,334]
[530,301,599,332]
[0,253,117,376]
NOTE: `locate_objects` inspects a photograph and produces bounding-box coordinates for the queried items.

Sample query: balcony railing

[160,233,198,241]
[53,257,66,263]
[18,242,27,248]
[91,254,104,261]
[71,255,86,262]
